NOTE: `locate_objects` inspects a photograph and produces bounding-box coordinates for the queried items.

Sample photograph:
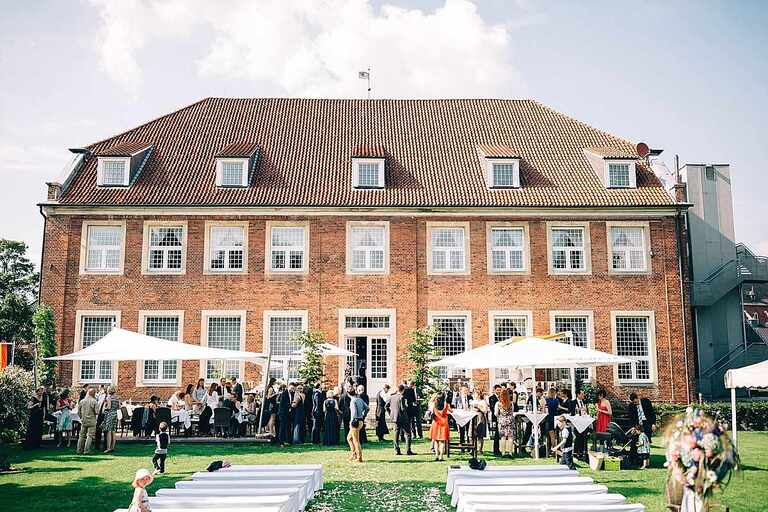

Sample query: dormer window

[606,161,636,188]
[216,159,248,187]
[97,158,129,187]
[477,144,521,189]
[352,158,385,189]
[491,161,519,188]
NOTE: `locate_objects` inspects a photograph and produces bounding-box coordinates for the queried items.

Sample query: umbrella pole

[731,387,737,448]
[570,367,576,399]
[257,347,272,435]
[532,365,539,460]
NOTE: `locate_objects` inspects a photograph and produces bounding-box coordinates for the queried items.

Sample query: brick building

[39,98,695,403]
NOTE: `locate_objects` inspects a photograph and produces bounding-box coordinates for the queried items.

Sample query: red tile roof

[352,144,386,158]
[57,98,675,208]
[216,142,260,158]
[585,147,640,159]
[96,141,153,156]
[477,143,520,158]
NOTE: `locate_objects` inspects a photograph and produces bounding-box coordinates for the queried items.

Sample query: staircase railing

[691,243,768,306]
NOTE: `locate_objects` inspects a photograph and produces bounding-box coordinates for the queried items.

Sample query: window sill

[139,381,179,387]
[427,270,471,276]
[549,270,592,276]
[80,270,124,276]
[204,269,247,275]
[142,269,186,276]
[618,381,656,387]
[488,269,529,275]
[608,269,651,276]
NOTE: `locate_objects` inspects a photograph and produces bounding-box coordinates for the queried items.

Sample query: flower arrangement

[665,406,740,507]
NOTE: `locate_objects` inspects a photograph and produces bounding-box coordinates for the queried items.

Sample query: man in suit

[339,383,352,439]
[402,381,418,439]
[277,384,292,446]
[453,384,471,451]
[231,376,243,402]
[627,392,657,439]
[387,384,415,455]
[76,388,99,454]
[573,388,589,460]
[311,383,325,444]
[488,384,501,456]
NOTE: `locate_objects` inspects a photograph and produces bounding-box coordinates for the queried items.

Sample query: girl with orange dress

[595,389,612,433]
[429,392,451,461]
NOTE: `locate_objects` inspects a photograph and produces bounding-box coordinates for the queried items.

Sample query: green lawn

[1,432,766,511]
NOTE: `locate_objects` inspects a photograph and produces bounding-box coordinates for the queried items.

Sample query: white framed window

[547,222,591,274]
[142,221,187,274]
[139,311,183,385]
[201,310,246,381]
[216,158,249,187]
[608,223,649,273]
[489,311,531,384]
[352,158,385,189]
[97,157,130,187]
[484,157,520,189]
[74,310,120,384]
[487,223,528,273]
[346,221,389,274]
[605,160,636,188]
[550,311,595,383]
[266,222,308,274]
[205,222,248,273]
[612,311,656,384]
[79,221,125,275]
[427,222,470,275]
[264,310,308,381]
[429,311,471,379]
[337,308,397,389]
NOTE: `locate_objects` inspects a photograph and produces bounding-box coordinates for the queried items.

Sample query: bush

[0,366,35,443]
[655,401,768,431]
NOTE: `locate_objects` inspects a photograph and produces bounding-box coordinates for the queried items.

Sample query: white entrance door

[367,336,389,399]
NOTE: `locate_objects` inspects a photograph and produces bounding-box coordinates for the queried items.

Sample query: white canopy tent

[429,334,632,459]
[291,342,356,358]
[47,327,266,362]
[724,358,768,447]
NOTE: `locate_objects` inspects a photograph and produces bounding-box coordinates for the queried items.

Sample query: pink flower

[692,448,702,462]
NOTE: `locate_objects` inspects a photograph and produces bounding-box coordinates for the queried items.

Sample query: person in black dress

[375,384,391,442]
[322,387,341,445]
[489,384,501,455]
[339,384,352,439]
[291,385,305,444]
[311,383,325,444]
[277,383,292,446]
[24,386,45,449]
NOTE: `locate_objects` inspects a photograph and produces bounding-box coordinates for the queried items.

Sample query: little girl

[636,425,651,469]
[129,468,153,512]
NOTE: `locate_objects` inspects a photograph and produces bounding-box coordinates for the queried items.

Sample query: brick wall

[40,213,695,403]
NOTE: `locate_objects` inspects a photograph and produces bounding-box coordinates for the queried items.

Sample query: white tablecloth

[452,484,608,507]
[451,409,479,428]
[446,471,584,494]
[53,409,81,424]
[514,411,547,425]
[566,414,595,434]
[457,493,626,512]
[462,504,645,512]
[171,409,192,429]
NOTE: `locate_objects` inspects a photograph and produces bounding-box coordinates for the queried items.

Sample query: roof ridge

[86,97,212,149]
[204,97,534,102]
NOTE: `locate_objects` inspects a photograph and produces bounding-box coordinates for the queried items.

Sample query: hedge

[655,401,768,431]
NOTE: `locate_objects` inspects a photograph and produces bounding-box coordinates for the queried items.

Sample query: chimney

[46,181,62,201]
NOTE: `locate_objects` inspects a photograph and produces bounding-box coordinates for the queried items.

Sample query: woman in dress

[192,378,206,414]
[472,390,489,455]
[429,392,451,461]
[375,384,391,442]
[595,389,612,433]
[263,380,278,436]
[198,383,219,435]
[56,388,74,448]
[545,388,560,455]
[495,388,515,457]
[101,385,120,453]
[183,384,195,411]
[322,387,341,446]
[24,386,45,449]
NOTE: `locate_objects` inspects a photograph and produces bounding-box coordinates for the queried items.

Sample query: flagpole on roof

[359,67,371,99]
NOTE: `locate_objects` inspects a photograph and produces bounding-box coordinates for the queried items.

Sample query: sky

[1,0,766,268]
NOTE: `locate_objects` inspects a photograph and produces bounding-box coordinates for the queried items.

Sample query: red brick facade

[40,211,696,403]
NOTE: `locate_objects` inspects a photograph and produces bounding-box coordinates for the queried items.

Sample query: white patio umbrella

[291,342,356,357]
[724,358,768,447]
[47,327,267,362]
[429,334,631,459]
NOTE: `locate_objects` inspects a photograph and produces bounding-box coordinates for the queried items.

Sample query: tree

[296,330,325,387]
[0,240,39,372]
[33,304,56,387]
[405,325,444,404]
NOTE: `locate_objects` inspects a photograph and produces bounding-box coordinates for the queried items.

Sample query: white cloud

[756,240,768,256]
[89,0,526,98]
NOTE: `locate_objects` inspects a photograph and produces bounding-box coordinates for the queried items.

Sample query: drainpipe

[674,200,692,402]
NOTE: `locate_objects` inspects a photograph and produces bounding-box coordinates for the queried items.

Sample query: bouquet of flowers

[665,407,740,509]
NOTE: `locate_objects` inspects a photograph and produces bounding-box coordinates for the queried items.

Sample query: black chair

[130,407,146,437]
[119,406,131,437]
[213,407,233,438]
[155,407,173,432]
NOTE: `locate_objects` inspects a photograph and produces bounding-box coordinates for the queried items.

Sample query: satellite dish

[636,142,650,158]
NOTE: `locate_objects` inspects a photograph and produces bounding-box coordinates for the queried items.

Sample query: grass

[1,432,766,512]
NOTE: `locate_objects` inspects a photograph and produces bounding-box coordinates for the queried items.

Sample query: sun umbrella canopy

[291,342,356,357]
[46,327,266,362]
[724,359,768,389]
[428,336,631,369]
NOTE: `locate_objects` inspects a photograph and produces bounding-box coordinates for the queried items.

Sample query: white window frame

[200,310,247,382]
[137,310,184,387]
[611,311,657,385]
[485,157,520,188]
[337,308,397,389]
[604,160,637,189]
[265,221,309,275]
[488,310,532,385]
[606,221,651,274]
[351,157,385,189]
[546,221,592,275]
[215,158,249,187]
[428,310,472,380]
[264,310,308,382]
[96,157,130,187]
[204,221,249,274]
[141,221,188,275]
[72,310,121,385]
[426,221,471,275]
[549,310,595,382]
[79,220,126,275]
[486,222,529,274]
[345,221,390,275]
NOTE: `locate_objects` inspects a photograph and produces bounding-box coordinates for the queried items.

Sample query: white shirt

[205,391,219,409]
[167,394,183,410]
[637,403,646,423]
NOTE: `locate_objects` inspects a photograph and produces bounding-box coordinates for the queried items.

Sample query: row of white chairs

[115,464,323,512]
[446,464,645,512]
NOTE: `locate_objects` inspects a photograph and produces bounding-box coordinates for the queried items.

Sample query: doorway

[338,309,396,399]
